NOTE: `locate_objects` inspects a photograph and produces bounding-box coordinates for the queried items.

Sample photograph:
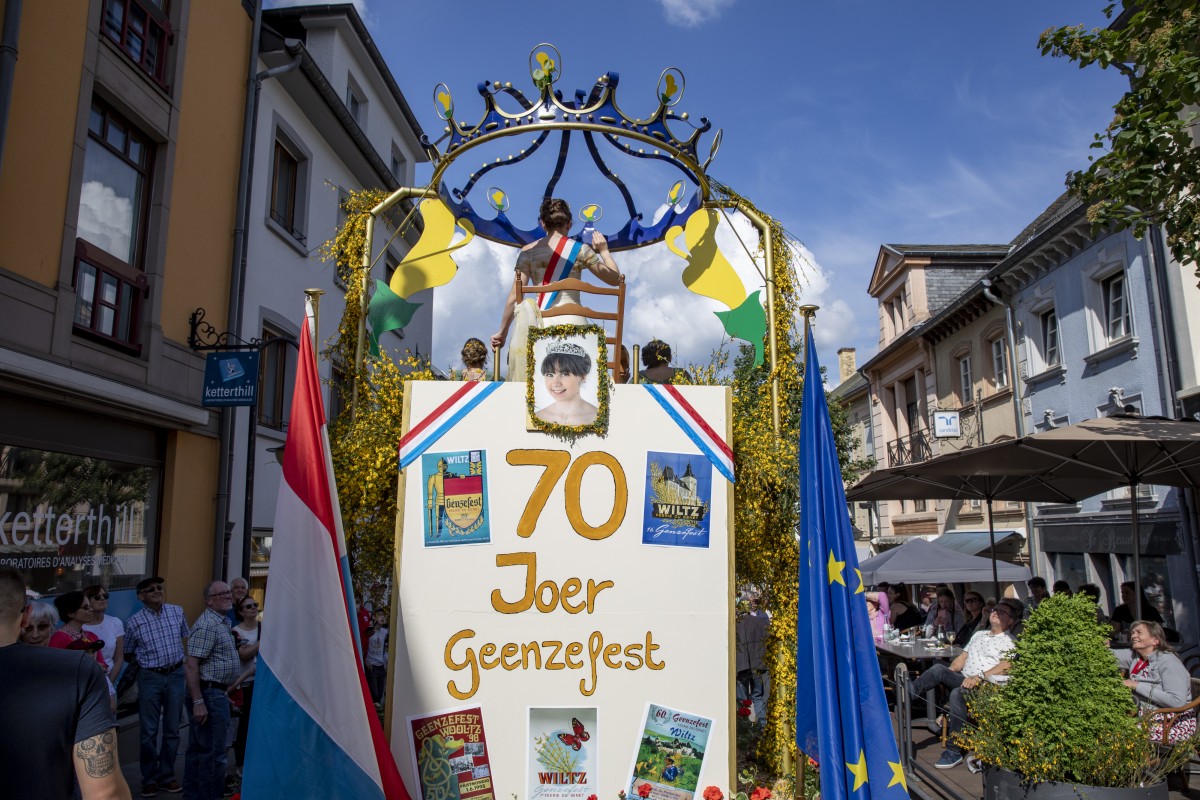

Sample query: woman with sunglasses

[82,584,125,686]
[955,592,986,644]
[229,594,261,781]
[51,590,115,710]
[19,601,59,646]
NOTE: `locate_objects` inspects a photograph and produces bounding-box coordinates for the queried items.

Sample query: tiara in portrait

[545,340,588,358]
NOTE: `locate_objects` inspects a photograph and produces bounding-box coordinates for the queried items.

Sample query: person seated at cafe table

[954,591,986,644]
[923,587,964,638]
[908,598,1022,770]
[1111,581,1163,633]
[1115,621,1195,743]
[886,584,924,632]
[864,591,890,640]
[1024,576,1049,619]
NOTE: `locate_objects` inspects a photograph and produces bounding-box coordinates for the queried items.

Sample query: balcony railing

[886,428,932,467]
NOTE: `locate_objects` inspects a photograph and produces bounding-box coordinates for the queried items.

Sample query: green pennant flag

[714,290,767,366]
[366,279,422,358]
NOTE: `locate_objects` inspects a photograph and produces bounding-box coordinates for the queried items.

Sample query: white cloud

[77,181,134,261]
[656,0,737,28]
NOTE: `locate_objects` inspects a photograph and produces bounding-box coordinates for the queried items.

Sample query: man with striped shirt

[124,576,189,796]
[183,581,241,800]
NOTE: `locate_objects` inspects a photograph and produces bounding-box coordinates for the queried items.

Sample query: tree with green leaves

[1039,2,1200,274]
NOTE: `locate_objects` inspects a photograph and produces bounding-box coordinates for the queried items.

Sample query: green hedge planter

[984,766,1168,799]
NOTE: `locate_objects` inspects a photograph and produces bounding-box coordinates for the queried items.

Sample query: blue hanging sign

[202,351,260,407]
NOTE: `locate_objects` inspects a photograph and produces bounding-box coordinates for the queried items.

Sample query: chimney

[837,347,856,384]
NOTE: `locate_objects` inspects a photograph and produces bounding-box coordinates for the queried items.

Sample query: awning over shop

[931,529,1024,557]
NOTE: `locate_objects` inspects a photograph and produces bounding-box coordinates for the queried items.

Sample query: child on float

[461,337,488,381]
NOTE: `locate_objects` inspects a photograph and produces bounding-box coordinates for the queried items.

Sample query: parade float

[310,45,869,800]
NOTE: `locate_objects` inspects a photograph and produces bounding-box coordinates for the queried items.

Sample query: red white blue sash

[538,235,582,310]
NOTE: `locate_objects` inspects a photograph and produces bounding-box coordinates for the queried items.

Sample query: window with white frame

[346,76,367,126]
[384,250,399,285]
[1041,308,1060,367]
[335,189,351,287]
[258,321,294,429]
[270,138,305,244]
[267,119,311,248]
[1102,272,1131,342]
[958,355,973,404]
[1081,248,1135,357]
[991,336,1008,388]
[390,144,405,181]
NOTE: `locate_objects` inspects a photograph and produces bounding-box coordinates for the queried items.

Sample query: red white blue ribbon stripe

[643,383,736,484]
[398,381,502,469]
[538,234,582,310]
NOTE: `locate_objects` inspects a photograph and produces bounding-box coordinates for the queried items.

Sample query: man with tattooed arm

[0,565,132,799]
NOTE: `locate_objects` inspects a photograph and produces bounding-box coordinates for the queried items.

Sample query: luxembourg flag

[242,300,410,800]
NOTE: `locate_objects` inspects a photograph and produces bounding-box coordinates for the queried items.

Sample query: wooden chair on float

[515,273,627,384]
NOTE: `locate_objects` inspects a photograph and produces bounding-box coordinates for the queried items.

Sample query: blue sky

[274,0,1127,377]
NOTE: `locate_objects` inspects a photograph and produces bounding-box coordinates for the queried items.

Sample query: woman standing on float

[490,197,621,380]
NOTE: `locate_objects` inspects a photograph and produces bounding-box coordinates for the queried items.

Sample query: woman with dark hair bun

[886,584,924,631]
[641,339,692,384]
[491,197,621,380]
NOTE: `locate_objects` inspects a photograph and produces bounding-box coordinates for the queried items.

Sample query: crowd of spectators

[867,576,1195,772]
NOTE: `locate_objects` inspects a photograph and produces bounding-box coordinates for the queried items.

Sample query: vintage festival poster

[421,449,491,547]
[641,452,712,549]
[407,705,495,800]
[526,707,599,800]
[626,703,714,800]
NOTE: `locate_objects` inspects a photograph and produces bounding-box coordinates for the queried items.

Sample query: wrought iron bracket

[188,308,263,352]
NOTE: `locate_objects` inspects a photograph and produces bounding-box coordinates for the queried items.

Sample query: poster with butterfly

[526,707,599,800]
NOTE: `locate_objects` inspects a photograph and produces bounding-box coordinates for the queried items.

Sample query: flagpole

[799,305,819,367]
[305,288,325,351]
[793,305,818,794]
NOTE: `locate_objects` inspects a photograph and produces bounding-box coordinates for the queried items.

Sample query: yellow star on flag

[887,760,907,791]
[827,550,846,586]
[855,567,865,594]
[846,749,869,791]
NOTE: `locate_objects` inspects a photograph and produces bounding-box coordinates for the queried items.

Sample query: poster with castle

[642,452,712,549]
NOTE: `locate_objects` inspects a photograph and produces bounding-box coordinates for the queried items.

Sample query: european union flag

[796,329,907,798]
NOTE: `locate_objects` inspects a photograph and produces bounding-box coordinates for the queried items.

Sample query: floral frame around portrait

[526,323,610,437]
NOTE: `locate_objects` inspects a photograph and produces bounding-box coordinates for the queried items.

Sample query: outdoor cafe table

[875,638,964,732]
[876,638,964,662]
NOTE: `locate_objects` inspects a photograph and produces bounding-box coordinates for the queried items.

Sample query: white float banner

[389,381,733,800]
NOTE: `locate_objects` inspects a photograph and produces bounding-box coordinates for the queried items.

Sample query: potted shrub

[957,594,1196,798]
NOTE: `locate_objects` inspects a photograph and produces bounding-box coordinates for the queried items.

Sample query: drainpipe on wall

[213,0,304,579]
[861,368,883,547]
[1144,222,1200,640]
[981,278,1038,578]
[1144,224,1181,415]
[0,0,22,175]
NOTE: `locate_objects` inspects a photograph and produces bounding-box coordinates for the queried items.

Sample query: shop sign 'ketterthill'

[202,351,259,407]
